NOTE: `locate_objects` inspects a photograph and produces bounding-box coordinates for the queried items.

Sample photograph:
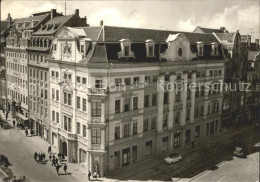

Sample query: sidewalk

[104,125,252,181]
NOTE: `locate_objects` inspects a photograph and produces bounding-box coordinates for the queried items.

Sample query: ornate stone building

[49,26,225,176]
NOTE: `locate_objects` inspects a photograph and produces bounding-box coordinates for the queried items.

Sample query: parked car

[164,153,182,164]
[233,147,245,158]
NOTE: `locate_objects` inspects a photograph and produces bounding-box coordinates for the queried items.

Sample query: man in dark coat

[34,152,38,161]
[52,157,55,166]
[25,129,28,136]
[55,158,58,166]
[48,146,51,154]
[88,171,91,180]
[13,120,15,127]
[56,165,60,175]
[49,154,52,162]
[64,164,67,174]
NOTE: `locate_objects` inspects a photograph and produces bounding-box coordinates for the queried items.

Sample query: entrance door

[114,151,120,168]
[62,142,67,156]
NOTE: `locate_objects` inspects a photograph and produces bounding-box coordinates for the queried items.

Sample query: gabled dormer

[145,39,155,57]
[197,42,204,56]
[211,42,218,56]
[117,39,135,58]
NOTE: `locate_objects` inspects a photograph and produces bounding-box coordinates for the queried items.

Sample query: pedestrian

[56,165,60,176]
[34,152,38,161]
[52,157,55,166]
[43,153,46,161]
[39,154,42,164]
[64,164,67,174]
[36,154,39,163]
[25,129,28,136]
[48,146,51,154]
[88,171,91,180]
[13,120,15,127]
[55,158,58,166]
[93,170,97,180]
[49,154,52,162]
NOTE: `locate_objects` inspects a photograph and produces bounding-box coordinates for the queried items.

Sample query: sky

[1,0,260,40]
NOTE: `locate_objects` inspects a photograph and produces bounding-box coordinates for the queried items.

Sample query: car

[164,153,182,164]
[233,147,245,158]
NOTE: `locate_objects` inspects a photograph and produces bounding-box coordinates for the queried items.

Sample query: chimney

[75,9,79,16]
[7,13,12,26]
[220,27,225,32]
[100,20,103,26]
[247,34,251,47]
[51,9,56,19]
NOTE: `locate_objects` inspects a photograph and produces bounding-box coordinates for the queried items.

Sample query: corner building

[49,26,225,176]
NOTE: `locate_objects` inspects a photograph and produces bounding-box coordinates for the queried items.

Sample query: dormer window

[80,45,84,53]
[145,39,155,57]
[211,43,218,56]
[197,42,204,56]
[118,39,134,58]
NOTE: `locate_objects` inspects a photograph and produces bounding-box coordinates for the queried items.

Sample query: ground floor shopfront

[50,124,106,177]
[29,117,49,141]
[105,116,221,174]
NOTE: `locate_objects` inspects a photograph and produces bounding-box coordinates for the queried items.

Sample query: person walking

[39,154,42,164]
[48,146,51,154]
[56,165,60,176]
[49,154,52,162]
[88,171,91,181]
[52,157,55,166]
[34,152,38,161]
[13,120,15,127]
[25,129,28,136]
[55,158,58,166]
[93,171,97,180]
[64,164,67,174]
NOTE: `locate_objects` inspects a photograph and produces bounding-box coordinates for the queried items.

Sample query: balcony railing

[91,144,101,150]
[89,88,107,94]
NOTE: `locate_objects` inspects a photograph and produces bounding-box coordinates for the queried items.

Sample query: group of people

[34,152,46,163]
[47,146,68,176]
[88,170,99,181]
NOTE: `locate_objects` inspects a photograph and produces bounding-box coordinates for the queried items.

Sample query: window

[77,76,81,83]
[152,93,157,106]
[115,99,121,113]
[124,46,130,56]
[92,102,101,117]
[115,126,120,140]
[143,119,149,132]
[152,75,158,82]
[185,129,191,143]
[68,93,72,105]
[144,95,149,107]
[56,112,59,123]
[133,97,138,110]
[52,88,55,100]
[123,123,130,137]
[92,128,101,144]
[209,70,213,77]
[95,80,102,88]
[132,146,137,162]
[133,77,139,84]
[145,76,150,83]
[208,104,211,114]
[68,117,72,132]
[64,92,67,104]
[80,45,84,53]
[115,78,122,86]
[124,98,130,112]
[164,92,168,104]
[174,133,180,148]
[177,73,181,80]
[56,90,59,101]
[77,96,81,109]
[199,46,203,56]
[145,141,152,156]
[188,72,192,78]
[200,105,204,116]
[163,114,168,127]
[77,122,81,134]
[51,71,55,77]
[122,148,130,166]
[202,71,206,77]
[83,98,87,112]
[162,137,168,150]
[83,125,87,137]
[133,122,137,135]
[151,117,156,129]
[195,125,200,138]
[195,106,199,117]
[175,111,180,123]
[218,70,222,75]
[82,78,87,84]
[52,110,55,121]
[148,45,153,56]
[124,78,131,86]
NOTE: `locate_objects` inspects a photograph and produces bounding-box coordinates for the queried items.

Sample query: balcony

[90,144,101,151]
[113,109,142,120]
[91,117,101,124]
[89,88,107,95]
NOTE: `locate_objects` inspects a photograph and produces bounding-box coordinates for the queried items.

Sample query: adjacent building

[49,26,225,176]
[27,9,87,140]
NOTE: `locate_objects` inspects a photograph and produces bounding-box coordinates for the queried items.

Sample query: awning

[16,113,28,121]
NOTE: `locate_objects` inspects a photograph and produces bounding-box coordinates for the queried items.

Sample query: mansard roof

[193,26,227,34]
[13,14,50,30]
